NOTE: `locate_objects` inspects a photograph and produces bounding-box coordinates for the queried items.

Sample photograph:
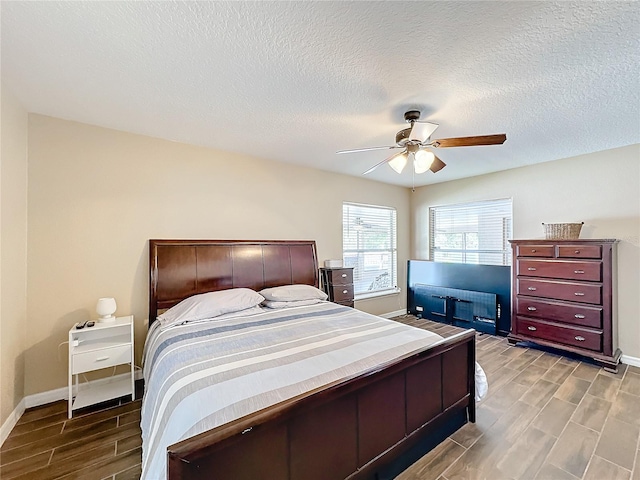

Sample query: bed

[144,239,478,480]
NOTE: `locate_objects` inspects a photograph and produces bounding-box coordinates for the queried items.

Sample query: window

[429,198,512,266]
[343,202,398,298]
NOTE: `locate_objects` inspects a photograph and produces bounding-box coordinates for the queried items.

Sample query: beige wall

[1,84,28,424]
[411,144,640,358]
[25,114,410,395]
[16,113,640,400]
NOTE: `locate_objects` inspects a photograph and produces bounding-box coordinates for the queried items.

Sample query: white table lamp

[96,297,117,323]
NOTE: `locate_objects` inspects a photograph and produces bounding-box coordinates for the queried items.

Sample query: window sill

[355,288,401,301]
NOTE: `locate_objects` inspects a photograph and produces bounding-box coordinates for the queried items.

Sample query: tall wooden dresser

[320,267,355,307]
[508,239,620,371]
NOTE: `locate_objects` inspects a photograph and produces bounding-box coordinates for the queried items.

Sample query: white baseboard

[23,384,68,409]
[0,398,26,447]
[380,309,407,319]
[25,370,143,409]
[1,369,144,446]
[621,354,640,368]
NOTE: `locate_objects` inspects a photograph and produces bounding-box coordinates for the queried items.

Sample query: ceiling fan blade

[337,145,400,154]
[432,134,507,148]
[362,150,405,175]
[429,155,446,173]
[409,121,439,143]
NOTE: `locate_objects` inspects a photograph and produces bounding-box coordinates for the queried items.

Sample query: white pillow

[159,304,265,330]
[213,304,265,320]
[262,298,324,309]
[260,284,328,302]
[157,288,264,327]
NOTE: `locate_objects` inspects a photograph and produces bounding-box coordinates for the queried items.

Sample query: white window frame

[429,198,512,266]
[343,202,399,300]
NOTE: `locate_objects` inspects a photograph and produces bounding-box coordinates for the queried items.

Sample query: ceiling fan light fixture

[414,149,435,174]
[388,152,408,174]
[409,122,440,143]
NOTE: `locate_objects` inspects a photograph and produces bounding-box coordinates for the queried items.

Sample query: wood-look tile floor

[0,382,143,480]
[2,318,639,480]
[394,315,640,480]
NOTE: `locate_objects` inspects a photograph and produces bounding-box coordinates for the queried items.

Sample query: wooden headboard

[148,239,319,323]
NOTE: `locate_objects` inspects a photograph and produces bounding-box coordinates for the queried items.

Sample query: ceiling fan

[337,110,507,175]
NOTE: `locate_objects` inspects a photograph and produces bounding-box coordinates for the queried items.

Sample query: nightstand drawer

[331,284,354,303]
[72,344,132,374]
[325,268,353,285]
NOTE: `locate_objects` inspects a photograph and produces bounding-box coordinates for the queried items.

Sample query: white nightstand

[68,315,135,418]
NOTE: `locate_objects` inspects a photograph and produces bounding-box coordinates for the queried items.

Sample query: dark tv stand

[413,284,498,335]
[407,260,511,336]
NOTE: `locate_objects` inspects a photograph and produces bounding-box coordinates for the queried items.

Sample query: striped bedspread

[140,302,446,480]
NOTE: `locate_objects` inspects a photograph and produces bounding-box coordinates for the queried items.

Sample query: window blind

[343,202,398,297]
[429,198,512,266]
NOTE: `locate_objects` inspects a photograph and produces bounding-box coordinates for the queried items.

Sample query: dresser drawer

[516,244,554,258]
[557,245,602,259]
[517,259,602,282]
[325,268,353,285]
[517,278,602,305]
[515,297,602,329]
[72,344,132,374]
[331,284,354,303]
[515,317,602,352]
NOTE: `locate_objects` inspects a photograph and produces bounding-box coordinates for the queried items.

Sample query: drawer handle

[531,249,536,253]
[527,326,537,331]
[341,273,347,278]
[527,267,537,271]
[527,287,537,291]
[575,336,586,342]
[575,250,580,254]
[574,314,586,319]
[574,270,584,274]
[342,290,348,294]
[96,356,110,362]
[527,306,537,311]
[574,292,585,296]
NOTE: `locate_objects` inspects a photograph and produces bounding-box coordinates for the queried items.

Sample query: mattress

[140,302,475,479]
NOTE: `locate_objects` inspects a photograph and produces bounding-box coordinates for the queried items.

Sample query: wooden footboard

[167,329,476,480]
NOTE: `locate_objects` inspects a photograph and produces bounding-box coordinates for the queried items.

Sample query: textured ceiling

[2,1,639,187]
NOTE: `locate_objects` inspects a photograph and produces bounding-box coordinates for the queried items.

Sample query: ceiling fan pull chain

[412,166,415,192]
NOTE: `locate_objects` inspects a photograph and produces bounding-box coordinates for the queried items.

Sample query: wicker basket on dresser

[507,239,621,372]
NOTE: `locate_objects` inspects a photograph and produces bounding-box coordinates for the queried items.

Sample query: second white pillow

[260,284,328,302]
